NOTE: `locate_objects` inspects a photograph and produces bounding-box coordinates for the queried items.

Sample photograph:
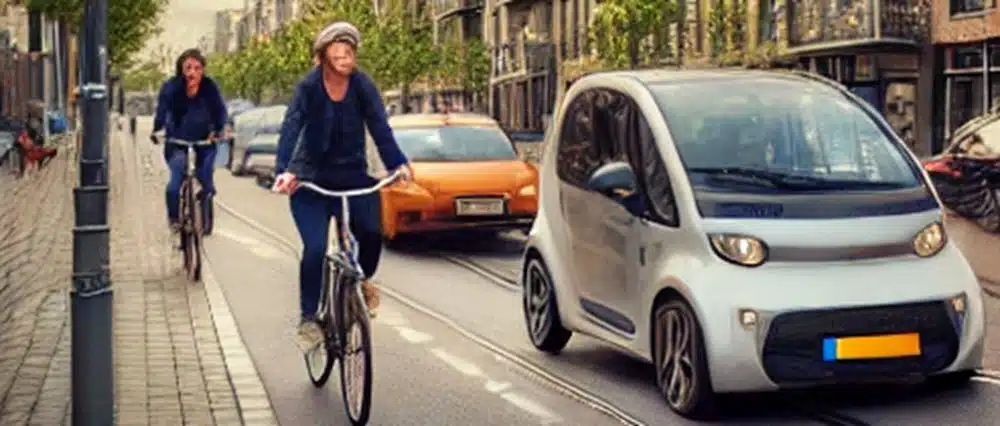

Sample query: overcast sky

[138,0,245,63]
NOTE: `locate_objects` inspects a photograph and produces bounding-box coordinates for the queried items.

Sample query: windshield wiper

[687,167,906,190]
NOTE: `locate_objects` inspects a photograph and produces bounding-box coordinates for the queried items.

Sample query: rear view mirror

[587,161,636,195]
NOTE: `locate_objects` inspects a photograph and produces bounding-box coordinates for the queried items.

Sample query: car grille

[761,301,960,385]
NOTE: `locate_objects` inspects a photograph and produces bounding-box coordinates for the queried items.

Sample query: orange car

[373,113,538,241]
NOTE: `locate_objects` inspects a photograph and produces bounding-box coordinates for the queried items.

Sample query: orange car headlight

[517,185,537,197]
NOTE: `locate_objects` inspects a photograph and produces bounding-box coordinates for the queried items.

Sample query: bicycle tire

[181,179,202,281]
[337,275,373,425]
[305,260,337,387]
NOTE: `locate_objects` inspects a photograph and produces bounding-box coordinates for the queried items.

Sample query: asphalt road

[206,168,1000,426]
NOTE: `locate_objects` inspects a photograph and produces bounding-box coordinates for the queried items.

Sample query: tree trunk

[400,82,411,113]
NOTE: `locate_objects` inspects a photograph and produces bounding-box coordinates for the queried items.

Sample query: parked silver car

[229,105,286,176]
[522,69,984,419]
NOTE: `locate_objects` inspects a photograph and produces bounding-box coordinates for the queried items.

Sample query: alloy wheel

[524,261,553,344]
[654,305,696,409]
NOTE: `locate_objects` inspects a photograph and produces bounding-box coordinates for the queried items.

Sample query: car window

[650,78,923,193]
[391,125,518,161]
[556,90,600,187]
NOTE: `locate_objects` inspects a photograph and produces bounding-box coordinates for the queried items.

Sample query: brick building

[931,0,1000,151]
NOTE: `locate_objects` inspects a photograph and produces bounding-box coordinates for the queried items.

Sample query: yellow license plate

[822,332,921,361]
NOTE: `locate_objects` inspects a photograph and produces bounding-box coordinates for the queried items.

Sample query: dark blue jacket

[153,76,227,155]
[275,67,407,189]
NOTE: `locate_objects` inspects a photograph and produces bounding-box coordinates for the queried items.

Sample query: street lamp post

[71,0,113,423]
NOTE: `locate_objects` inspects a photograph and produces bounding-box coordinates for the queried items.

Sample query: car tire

[522,257,571,354]
[651,298,718,420]
[230,155,245,176]
[928,370,975,389]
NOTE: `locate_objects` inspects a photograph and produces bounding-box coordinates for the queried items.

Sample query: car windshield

[650,78,923,192]
[392,125,518,161]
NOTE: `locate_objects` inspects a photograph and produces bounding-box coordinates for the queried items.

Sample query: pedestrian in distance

[150,48,228,236]
[269,21,414,352]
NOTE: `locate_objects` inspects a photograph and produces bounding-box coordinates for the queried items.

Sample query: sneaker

[361,280,381,318]
[296,320,324,352]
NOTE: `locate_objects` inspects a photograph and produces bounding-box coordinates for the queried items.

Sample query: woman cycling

[151,48,227,236]
[270,22,413,351]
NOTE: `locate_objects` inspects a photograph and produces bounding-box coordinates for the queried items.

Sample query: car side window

[632,108,679,227]
[556,90,600,187]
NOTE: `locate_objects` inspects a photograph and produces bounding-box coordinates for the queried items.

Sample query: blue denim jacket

[275,67,407,189]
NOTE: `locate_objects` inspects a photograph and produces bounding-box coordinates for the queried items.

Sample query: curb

[202,251,281,425]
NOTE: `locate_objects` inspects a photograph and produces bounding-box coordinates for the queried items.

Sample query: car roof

[583,68,843,90]
[389,113,500,129]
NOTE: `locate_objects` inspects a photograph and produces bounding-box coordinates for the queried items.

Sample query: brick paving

[111,127,277,425]
[0,135,74,425]
[0,126,276,425]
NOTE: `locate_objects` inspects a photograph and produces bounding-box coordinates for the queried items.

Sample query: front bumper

[690,245,985,393]
[395,215,534,234]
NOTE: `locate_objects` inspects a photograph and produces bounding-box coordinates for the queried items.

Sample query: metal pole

[71,0,113,423]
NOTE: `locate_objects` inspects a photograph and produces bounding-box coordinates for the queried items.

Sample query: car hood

[409,160,537,195]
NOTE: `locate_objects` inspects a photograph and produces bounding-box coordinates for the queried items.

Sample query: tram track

[213,191,899,425]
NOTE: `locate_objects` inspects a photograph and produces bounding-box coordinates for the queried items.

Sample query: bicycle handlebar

[166,138,214,147]
[298,170,404,198]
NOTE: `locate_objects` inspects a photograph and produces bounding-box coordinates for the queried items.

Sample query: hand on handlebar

[271,172,299,194]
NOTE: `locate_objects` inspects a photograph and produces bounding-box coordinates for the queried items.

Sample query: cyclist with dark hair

[151,48,227,236]
[270,21,413,351]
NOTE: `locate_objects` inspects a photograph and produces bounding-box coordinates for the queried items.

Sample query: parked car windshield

[650,78,923,192]
[392,125,518,161]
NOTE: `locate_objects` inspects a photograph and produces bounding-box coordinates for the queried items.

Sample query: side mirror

[586,161,636,195]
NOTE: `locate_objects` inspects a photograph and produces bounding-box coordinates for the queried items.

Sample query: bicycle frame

[166,138,213,179]
[298,170,404,283]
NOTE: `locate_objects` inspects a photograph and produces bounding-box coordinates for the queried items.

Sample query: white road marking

[501,392,562,424]
[431,348,485,377]
[215,227,284,259]
[395,326,434,344]
[972,376,1000,386]
[485,380,512,393]
[377,308,407,327]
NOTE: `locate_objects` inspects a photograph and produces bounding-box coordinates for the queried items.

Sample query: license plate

[822,333,921,361]
[455,198,504,216]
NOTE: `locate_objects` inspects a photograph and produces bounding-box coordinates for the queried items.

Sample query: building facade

[931,0,1000,152]
[214,9,244,54]
[486,0,556,132]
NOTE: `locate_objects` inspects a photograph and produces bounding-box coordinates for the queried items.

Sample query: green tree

[122,60,166,92]
[363,0,437,112]
[589,0,683,69]
[28,0,168,69]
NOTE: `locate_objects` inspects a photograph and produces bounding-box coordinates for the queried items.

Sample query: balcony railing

[433,0,483,19]
[493,40,554,79]
[786,0,929,49]
[559,28,587,61]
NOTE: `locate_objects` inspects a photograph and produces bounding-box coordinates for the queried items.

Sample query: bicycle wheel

[181,179,202,281]
[304,260,336,387]
[337,274,373,425]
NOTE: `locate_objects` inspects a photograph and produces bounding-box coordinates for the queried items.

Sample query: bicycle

[166,138,214,281]
[295,170,402,426]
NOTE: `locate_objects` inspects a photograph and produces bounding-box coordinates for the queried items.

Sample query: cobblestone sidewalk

[112,129,277,425]
[0,136,74,425]
[0,128,277,425]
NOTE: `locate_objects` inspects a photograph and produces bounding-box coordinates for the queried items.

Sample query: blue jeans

[290,189,382,320]
[165,146,217,223]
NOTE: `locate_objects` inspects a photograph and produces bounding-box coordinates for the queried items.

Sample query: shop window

[951,0,991,15]
[952,46,984,69]
[950,76,984,132]
[991,77,1000,110]
[990,42,1000,68]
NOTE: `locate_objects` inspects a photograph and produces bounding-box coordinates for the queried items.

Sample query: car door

[627,100,683,315]
[564,89,638,335]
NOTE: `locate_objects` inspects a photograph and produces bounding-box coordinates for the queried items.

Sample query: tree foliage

[588,0,683,69]
[206,0,486,108]
[121,60,166,92]
[27,0,167,69]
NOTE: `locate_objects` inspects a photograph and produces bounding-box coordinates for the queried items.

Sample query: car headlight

[518,185,536,197]
[913,222,946,257]
[708,234,768,267]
